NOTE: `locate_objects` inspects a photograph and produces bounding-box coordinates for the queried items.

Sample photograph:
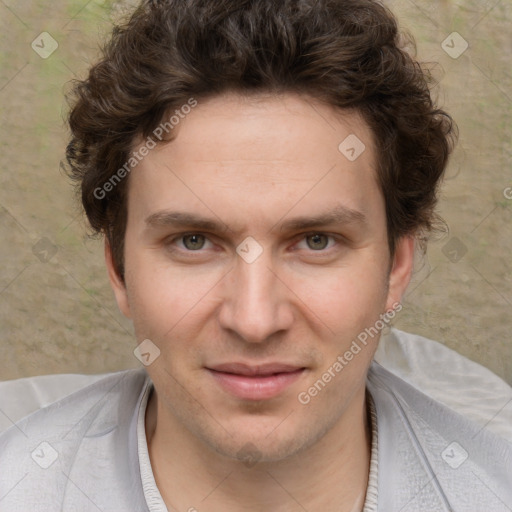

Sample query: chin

[203,422,323,466]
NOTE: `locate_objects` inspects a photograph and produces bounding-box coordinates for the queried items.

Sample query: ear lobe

[385,235,415,312]
[105,238,132,319]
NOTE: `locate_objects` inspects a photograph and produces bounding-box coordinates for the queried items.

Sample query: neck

[145,384,372,512]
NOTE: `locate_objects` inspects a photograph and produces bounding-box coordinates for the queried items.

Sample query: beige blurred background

[0,0,511,383]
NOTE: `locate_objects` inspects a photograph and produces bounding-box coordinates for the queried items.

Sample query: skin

[106,92,414,511]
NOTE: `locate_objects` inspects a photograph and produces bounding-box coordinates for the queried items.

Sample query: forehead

[127,92,382,231]
[148,92,375,168]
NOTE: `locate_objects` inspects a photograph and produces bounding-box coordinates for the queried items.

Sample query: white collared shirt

[1,329,511,511]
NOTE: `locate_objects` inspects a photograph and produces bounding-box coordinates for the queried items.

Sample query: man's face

[107,92,412,462]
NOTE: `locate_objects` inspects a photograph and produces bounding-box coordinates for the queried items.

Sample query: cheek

[288,259,388,331]
[124,252,223,342]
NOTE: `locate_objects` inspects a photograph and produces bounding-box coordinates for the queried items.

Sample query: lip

[207,363,306,400]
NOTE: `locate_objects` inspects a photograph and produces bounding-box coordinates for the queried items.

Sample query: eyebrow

[144,204,367,235]
[277,205,366,232]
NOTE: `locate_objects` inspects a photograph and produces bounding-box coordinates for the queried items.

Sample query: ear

[105,238,132,319]
[385,235,415,311]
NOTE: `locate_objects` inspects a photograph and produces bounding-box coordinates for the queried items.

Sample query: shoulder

[0,368,150,511]
[367,347,512,511]
[375,327,512,440]
[0,372,118,434]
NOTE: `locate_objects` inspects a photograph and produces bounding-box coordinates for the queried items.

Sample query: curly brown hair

[66,0,457,280]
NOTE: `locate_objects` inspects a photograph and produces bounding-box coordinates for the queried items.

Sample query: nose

[218,247,294,343]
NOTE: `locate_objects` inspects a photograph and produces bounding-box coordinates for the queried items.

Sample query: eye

[296,233,338,251]
[176,233,213,251]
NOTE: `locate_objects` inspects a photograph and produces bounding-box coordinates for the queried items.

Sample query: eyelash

[166,232,344,256]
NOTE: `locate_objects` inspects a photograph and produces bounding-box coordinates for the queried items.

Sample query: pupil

[184,234,204,250]
[309,234,327,250]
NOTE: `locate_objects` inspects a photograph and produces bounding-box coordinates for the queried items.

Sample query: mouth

[206,363,306,400]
